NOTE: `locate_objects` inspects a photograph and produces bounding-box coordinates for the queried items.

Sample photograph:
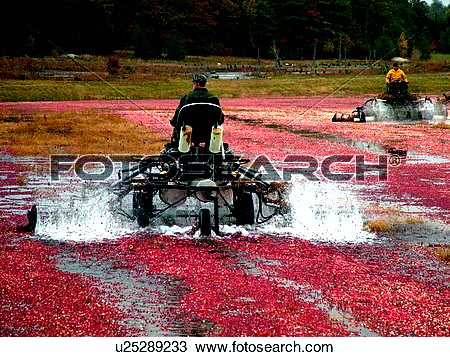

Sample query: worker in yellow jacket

[386,63,408,83]
[385,63,408,97]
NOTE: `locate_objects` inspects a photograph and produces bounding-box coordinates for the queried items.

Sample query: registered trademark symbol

[389,154,403,166]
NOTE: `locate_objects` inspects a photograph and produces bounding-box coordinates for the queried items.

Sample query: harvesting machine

[332,83,448,123]
[108,102,289,236]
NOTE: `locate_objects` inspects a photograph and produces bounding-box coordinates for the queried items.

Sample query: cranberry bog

[0,96,449,337]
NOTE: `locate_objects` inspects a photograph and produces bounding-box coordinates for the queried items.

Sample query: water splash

[363,98,447,122]
[259,180,374,243]
[33,175,372,243]
[35,183,133,241]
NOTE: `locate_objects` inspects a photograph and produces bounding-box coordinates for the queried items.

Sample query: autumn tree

[397,32,408,58]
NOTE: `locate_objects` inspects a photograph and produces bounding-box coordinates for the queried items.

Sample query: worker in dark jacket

[169,74,223,145]
[170,73,222,126]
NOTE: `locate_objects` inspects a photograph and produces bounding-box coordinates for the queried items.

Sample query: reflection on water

[208,72,253,80]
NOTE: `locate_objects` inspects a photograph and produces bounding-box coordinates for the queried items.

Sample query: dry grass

[1,54,449,101]
[365,219,395,233]
[403,216,425,225]
[15,175,29,185]
[0,110,165,156]
[364,213,425,233]
[432,123,450,130]
[435,246,450,264]
[1,73,449,102]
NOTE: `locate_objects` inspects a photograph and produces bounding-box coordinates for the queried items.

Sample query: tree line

[2,0,449,60]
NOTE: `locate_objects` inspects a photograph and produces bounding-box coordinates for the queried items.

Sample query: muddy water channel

[56,253,190,336]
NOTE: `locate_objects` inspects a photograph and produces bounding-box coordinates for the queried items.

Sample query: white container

[178,125,192,153]
[209,125,223,153]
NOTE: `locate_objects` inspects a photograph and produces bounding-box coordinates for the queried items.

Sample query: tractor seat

[176,102,224,146]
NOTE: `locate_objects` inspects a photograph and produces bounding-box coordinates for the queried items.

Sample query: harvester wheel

[133,190,152,227]
[233,190,255,225]
[136,209,150,228]
[199,208,212,236]
[359,110,366,122]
